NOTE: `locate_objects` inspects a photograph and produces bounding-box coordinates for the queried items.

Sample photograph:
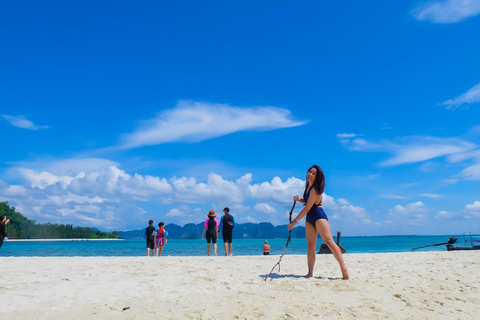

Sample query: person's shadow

[260,274,339,281]
[260,273,304,280]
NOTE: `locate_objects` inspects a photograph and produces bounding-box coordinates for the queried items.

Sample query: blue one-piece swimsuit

[303,186,328,226]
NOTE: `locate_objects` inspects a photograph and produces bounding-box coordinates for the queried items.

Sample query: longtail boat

[412,233,480,251]
[318,231,346,254]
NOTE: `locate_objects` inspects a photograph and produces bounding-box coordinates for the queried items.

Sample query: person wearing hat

[201,210,219,256]
[218,207,236,256]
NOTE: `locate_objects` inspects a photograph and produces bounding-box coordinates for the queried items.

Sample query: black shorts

[263,252,270,255]
[223,229,233,243]
[206,232,217,244]
[146,239,155,250]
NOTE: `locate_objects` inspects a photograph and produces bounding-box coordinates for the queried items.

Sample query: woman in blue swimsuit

[288,165,349,279]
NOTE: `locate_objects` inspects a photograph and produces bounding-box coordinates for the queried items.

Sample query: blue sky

[1,0,480,235]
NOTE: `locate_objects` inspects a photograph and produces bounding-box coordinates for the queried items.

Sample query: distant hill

[0,200,303,240]
[119,221,305,239]
[0,201,120,239]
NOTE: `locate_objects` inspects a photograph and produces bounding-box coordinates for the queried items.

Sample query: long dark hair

[305,165,326,194]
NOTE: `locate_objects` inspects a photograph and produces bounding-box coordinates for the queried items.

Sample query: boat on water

[318,231,346,254]
[412,232,480,251]
[447,233,480,251]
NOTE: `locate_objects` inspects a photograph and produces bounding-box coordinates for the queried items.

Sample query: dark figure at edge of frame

[288,165,349,279]
[0,215,10,250]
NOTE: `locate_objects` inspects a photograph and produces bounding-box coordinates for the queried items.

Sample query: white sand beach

[1,252,479,319]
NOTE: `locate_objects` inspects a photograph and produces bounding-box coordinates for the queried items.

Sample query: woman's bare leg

[305,221,318,278]
[213,243,218,256]
[316,219,349,279]
[207,243,211,256]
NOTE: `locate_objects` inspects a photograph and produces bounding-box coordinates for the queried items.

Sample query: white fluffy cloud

[118,100,306,149]
[243,216,259,223]
[2,115,49,130]
[440,82,480,109]
[389,201,429,226]
[435,210,459,220]
[330,204,371,224]
[170,173,250,204]
[166,208,187,217]
[249,176,304,204]
[465,201,480,211]
[394,201,428,215]
[412,0,480,23]
[2,159,372,230]
[254,203,277,214]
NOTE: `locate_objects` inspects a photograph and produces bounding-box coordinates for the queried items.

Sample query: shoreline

[1,252,479,319]
[7,238,124,242]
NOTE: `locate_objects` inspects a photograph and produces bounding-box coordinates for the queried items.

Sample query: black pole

[411,242,449,251]
[411,236,457,251]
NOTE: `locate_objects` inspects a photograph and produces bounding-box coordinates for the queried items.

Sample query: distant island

[119,221,306,240]
[1,201,303,240]
[1,202,120,239]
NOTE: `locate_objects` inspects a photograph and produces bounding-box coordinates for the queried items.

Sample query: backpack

[223,214,234,229]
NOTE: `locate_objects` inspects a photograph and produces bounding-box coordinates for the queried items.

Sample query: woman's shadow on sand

[260,273,338,280]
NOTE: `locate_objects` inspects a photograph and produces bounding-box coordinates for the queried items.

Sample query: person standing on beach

[201,210,218,256]
[219,207,236,256]
[155,222,168,256]
[145,220,156,257]
[0,215,10,250]
[263,240,270,255]
[288,165,349,279]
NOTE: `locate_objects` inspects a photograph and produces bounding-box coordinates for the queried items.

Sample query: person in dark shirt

[219,207,236,256]
[145,220,155,256]
[0,215,10,250]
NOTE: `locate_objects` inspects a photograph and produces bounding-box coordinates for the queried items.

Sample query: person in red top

[155,222,168,256]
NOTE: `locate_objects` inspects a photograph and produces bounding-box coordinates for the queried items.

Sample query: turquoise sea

[1,235,478,257]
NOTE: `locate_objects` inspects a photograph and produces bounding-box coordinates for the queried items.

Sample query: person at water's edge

[0,215,10,250]
[219,207,236,256]
[288,165,349,279]
[145,220,155,257]
[202,210,219,256]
